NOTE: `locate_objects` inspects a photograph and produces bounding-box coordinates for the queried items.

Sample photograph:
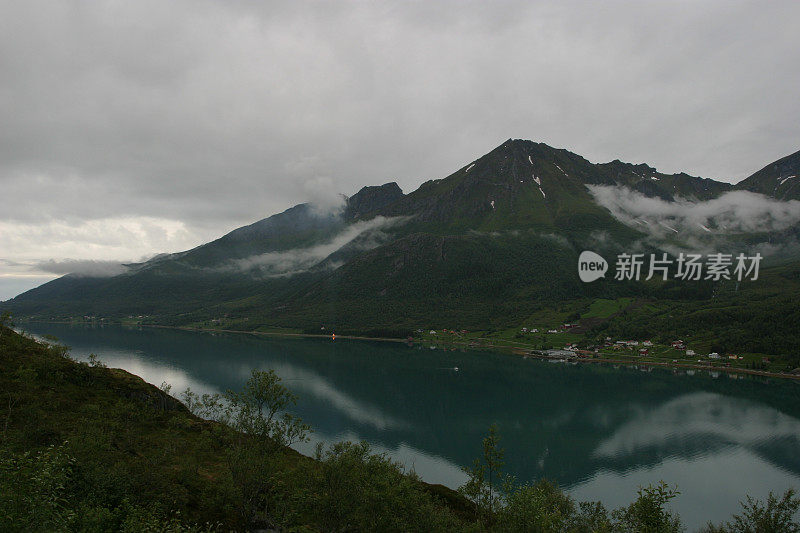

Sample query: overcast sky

[1,0,799,299]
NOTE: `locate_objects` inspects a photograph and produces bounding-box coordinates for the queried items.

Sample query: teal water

[21,323,800,531]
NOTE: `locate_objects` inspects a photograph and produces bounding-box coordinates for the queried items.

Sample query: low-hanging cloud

[303,176,348,216]
[228,216,406,276]
[588,185,800,258]
[34,259,130,277]
[589,185,800,236]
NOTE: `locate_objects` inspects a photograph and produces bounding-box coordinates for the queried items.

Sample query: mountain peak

[344,182,404,220]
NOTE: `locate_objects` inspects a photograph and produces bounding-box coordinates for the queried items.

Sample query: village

[415,320,792,377]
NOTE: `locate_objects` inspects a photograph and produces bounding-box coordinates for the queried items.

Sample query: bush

[702,489,800,533]
[497,479,576,532]
[0,443,76,531]
[311,441,468,532]
[611,481,683,533]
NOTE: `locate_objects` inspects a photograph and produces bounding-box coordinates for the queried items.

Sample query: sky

[1,0,799,300]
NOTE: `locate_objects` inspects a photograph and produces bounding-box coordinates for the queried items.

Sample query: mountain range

[5,139,800,350]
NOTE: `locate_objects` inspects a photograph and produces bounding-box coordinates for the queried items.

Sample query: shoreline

[20,319,800,382]
[548,355,800,381]
[146,324,411,344]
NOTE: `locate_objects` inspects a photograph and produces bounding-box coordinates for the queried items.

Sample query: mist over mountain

[4,139,800,337]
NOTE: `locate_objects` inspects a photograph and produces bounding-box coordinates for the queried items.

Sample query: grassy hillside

[0,322,474,532]
[586,261,800,362]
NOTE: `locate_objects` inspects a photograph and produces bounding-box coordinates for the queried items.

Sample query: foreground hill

[4,140,800,350]
[0,323,474,531]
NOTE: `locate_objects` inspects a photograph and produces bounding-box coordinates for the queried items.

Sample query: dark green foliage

[460,423,509,525]
[225,369,311,448]
[182,370,311,528]
[610,482,683,533]
[592,263,800,361]
[0,325,232,530]
[497,479,578,532]
[0,310,11,328]
[702,489,800,533]
[497,480,617,533]
[0,443,218,532]
[308,441,472,532]
[0,444,76,531]
[0,326,472,531]
[462,427,686,533]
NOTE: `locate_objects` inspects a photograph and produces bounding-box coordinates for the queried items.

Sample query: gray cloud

[589,185,800,257]
[33,259,130,278]
[589,186,800,236]
[304,179,348,217]
[1,1,799,287]
[228,216,405,276]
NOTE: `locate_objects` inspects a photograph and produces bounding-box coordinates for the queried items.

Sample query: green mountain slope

[381,140,642,240]
[4,140,800,344]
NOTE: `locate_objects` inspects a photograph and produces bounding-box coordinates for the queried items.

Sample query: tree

[702,489,800,533]
[611,481,683,533]
[0,311,12,331]
[182,369,310,530]
[222,370,310,528]
[311,440,467,532]
[497,478,576,532]
[226,369,310,448]
[459,423,508,525]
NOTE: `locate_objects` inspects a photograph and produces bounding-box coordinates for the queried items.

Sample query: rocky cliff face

[735,149,800,200]
[593,160,732,201]
[344,182,405,220]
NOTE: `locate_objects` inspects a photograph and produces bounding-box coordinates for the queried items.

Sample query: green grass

[581,298,633,319]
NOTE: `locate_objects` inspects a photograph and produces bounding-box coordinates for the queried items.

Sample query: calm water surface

[21,323,800,531]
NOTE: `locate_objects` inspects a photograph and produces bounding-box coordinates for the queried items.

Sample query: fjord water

[23,323,800,530]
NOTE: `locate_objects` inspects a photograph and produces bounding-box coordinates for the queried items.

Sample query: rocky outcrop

[344,182,404,220]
